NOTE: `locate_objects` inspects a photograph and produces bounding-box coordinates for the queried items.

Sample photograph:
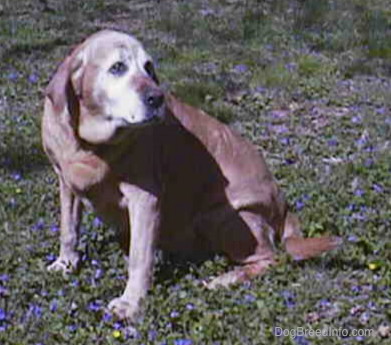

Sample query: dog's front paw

[108,297,140,321]
[47,253,79,275]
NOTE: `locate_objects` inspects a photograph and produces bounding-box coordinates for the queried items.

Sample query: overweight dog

[42,30,341,320]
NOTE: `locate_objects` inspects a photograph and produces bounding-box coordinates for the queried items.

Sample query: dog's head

[46,30,164,144]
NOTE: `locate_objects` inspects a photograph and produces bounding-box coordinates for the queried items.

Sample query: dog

[42,30,342,321]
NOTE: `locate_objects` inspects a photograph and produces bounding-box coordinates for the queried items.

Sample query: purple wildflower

[318,299,331,308]
[0,274,9,282]
[355,137,367,147]
[348,235,358,242]
[376,107,385,115]
[327,138,338,146]
[285,62,297,71]
[294,335,311,345]
[351,285,362,293]
[233,64,248,73]
[114,321,124,330]
[364,158,374,167]
[285,158,295,165]
[186,303,195,310]
[170,310,180,318]
[281,290,296,308]
[102,312,112,322]
[354,189,364,197]
[93,217,103,227]
[68,325,77,332]
[351,116,361,123]
[280,137,290,145]
[28,73,39,83]
[91,259,100,266]
[0,308,6,321]
[372,184,383,193]
[46,253,56,262]
[0,286,9,296]
[32,219,45,231]
[50,224,59,232]
[7,71,19,80]
[11,172,21,181]
[28,304,42,318]
[50,300,58,312]
[174,340,193,345]
[244,294,256,303]
[88,300,101,312]
[94,268,103,280]
[148,330,158,341]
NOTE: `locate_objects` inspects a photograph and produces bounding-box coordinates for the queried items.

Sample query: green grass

[0,0,390,344]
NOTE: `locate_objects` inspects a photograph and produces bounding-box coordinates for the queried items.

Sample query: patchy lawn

[0,1,390,344]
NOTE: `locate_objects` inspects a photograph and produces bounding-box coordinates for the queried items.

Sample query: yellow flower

[368,262,379,270]
[112,330,121,338]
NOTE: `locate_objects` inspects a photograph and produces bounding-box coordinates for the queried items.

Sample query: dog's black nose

[144,89,164,109]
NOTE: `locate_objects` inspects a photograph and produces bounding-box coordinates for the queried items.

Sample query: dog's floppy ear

[45,46,86,115]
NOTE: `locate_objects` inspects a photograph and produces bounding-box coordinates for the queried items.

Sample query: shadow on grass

[0,144,49,174]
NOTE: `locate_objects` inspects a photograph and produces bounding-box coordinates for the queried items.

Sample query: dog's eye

[109,61,128,76]
[144,61,159,84]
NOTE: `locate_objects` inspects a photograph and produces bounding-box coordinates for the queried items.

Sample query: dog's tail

[282,212,342,261]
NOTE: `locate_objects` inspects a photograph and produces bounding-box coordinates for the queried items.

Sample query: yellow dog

[42,30,341,320]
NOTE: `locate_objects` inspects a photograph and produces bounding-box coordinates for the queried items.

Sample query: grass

[0,0,390,344]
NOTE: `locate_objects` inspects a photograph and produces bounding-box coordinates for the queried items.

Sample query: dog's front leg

[47,178,82,274]
[108,184,159,321]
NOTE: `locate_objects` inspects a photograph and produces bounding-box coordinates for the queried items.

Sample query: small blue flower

[294,335,310,345]
[285,62,297,71]
[0,308,6,321]
[46,253,56,262]
[170,310,180,318]
[28,304,42,318]
[376,107,385,115]
[281,290,295,309]
[233,64,248,73]
[295,200,305,211]
[372,184,383,193]
[94,268,103,280]
[32,219,45,231]
[327,138,338,146]
[102,312,112,322]
[68,324,77,332]
[280,137,290,145]
[114,321,124,330]
[148,329,158,341]
[0,286,9,296]
[244,294,256,303]
[28,73,39,83]
[0,274,9,282]
[173,339,193,345]
[186,303,195,310]
[88,300,102,312]
[7,71,19,80]
[50,225,59,232]
[93,217,103,227]
[348,235,358,243]
[354,189,364,197]
[318,299,331,308]
[11,172,22,181]
[50,299,58,312]
[351,116,361,123]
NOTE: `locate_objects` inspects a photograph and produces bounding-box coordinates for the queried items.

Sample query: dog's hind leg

[205,210,276,289]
